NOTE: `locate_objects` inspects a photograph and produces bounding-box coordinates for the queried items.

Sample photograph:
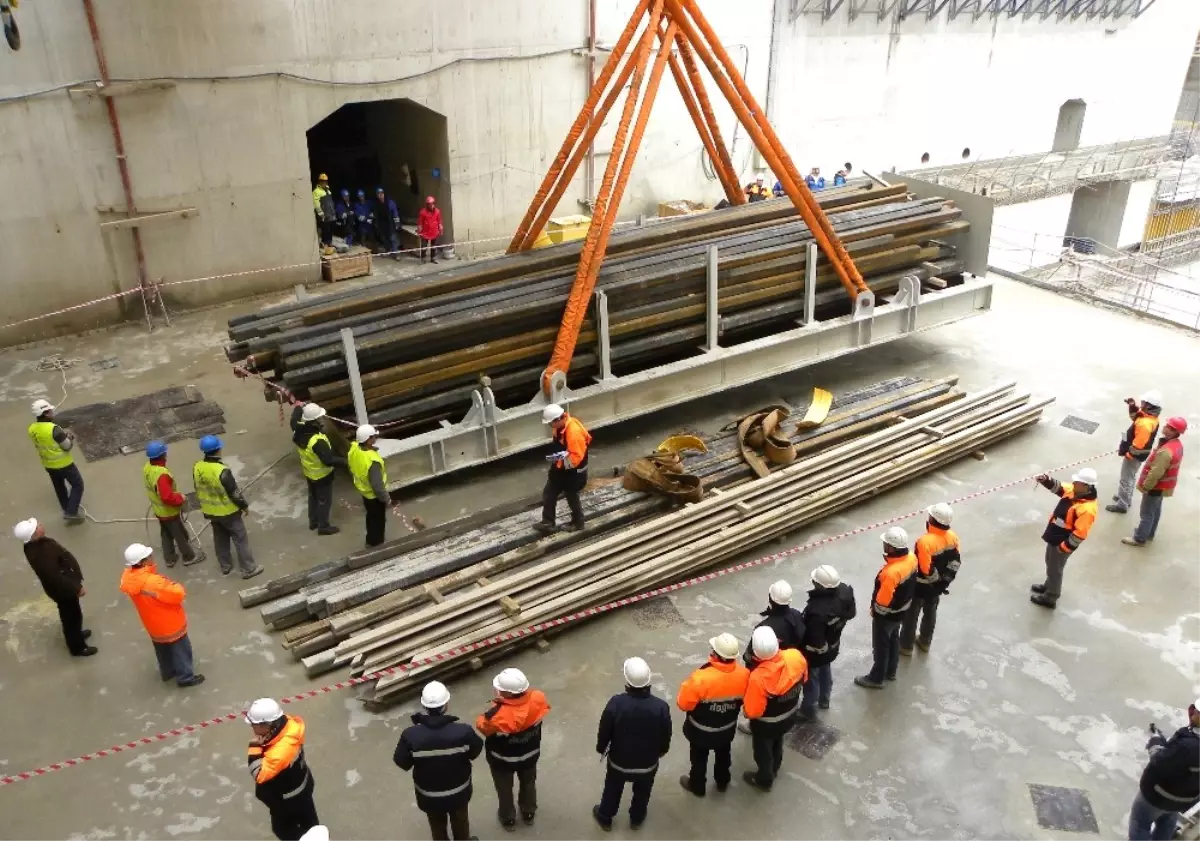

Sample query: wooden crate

[322,249,372,282]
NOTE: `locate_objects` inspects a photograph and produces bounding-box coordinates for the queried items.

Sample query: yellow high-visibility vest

[348,442,387,500]
[28,421,73,469]
[144,462,182,518]
[192,460,239,517]
[298,432,334,481]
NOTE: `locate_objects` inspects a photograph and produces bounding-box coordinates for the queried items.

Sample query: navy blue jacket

[800,583,857,668]
[743,603,807,667]
[1140,725,1199,811]
[393,712,483,813]
[596,687,672,776]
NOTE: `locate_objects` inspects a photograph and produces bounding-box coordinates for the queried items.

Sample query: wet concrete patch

[1028,783,1099,833]
[1060,415,1100,435]
[628,597,684,630]
[55,385,225,460]
[786,718,840,760]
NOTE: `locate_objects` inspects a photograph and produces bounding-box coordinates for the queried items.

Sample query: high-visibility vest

[1140,438,1183,492]
[297,432,334,481]
[348,443,386,500]
[144,463,182,518]
[28,421,73,469]
[192,460,239,517]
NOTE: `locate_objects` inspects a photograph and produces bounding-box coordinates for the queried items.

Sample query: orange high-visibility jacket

[743,649,807,720]
[119,564,188,644]
[553,415,592,471]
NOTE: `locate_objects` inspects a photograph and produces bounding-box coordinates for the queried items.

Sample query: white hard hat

[542,403,565,425]
[768,580,793,605]
[492,667,530,694]
[1140,390,1163,407]
[882,526,909,549]
[755,173,764,181]
[301,403,327,423]
[1072,467,1098,486]
[622,656,652,688]
[245,697,285,724]
[123,543,154,567]
[12,518,38,543]
[751,626,779,660]
[31,398,54,416]
[421,680,451,709]
[811,564,840,589]
[927,503,953,527]
[355,424,378,444]
[299,826,329,841]
[708,632,740,660]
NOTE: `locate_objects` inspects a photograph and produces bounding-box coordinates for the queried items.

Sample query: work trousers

[491,764,537,823]
[750,731,785,790]
[306,475,334,530]
[210,512,256,575]
[1133,493,1164,544]
[1041,543,1069,600]
[900,593,940,650]
[55,596,88,654]
[46,464,84,517]
[800,663,833,716]
[316,214,333,247]
[597,767,655,826]
[541,469,586,527]
[158,516,196,566]
[420,238,439,263]
[376,229,399,256]
[867,617,902,683]
[1114,456,1141,509]
[1127,791,1181,841]
[685,739,732,794]
[269,795,320,841]
[152,634,196,685]
[363,497,388,547]
[424,804,471,841]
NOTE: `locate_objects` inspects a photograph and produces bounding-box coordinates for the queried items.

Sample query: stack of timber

[226,179,972,436]
[241,377,1052,708]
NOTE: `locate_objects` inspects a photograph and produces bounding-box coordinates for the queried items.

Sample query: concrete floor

[0,275,1196,840]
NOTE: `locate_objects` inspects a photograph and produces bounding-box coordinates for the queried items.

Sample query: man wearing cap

[676,633,749,797]
[348,424,391,547]
[371,186,401,258]
[593,657,672,831]
[119,544,204,686]
[14,518,96,657]
[1109,391,1163,514]
[246,697,319,841]
[28,398,85,524]
[394,681,484,841]
[291,403,345,536]
[475,668,551,831]
[900,503,960,656]
[534,404,591,535]
[1128,698,1199,840]
[1031,468,1099,608]
[855,527,918,689]
[193,435,262,579]
[1124,416,1186,548]
[312,174,335,256]
[798,565,855,718]
[742,626,807,792]
[144,440,204,568]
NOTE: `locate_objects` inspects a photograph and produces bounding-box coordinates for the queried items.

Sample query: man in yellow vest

[348,424,391,548]
[28,398,85,524]
[291,403,346,536]
[193,435,263,579]
[144,440,205,567]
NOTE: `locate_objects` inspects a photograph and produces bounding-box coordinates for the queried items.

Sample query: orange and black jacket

[676,656,750,746]
[870,551,918,619]
[247,716,314,810]
[551,415,591,472]
[744,649,807,736]
[1119,406,1160,462]
[914,524,961,596]
[1039,477,1097,554]
[475,689,551,770]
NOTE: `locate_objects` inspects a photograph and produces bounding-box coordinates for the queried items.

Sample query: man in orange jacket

[246,698,319,841]
[742,626,807,792]
[118,543,204,687]
[475,668,550,831]
[677,632,749,797]
[900,503,961,655]
[855,527,918,689]
[1031,468,1098,609]
[534,403,592,534]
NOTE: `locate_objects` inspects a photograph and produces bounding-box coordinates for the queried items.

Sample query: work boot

[521,812,535,826]
[164,557,178,568]
[818,698,830,710]
[916,637,932,652]
[563,520,585,533]
[182,551,207,566]
[1121,537,1147,547]
[854,675,885,689]
[498,813,516,833]
[1030,583,1046,594]
[71,646,99,657]
[742,770,771,792]
[591,805,612,832]
[241,566,265,580]
[532,521,557,535]
[899,647,913,657]
[679,774,704,797]
[82,630,92,640]
[317,526,341,536]
[885,673,897,682]
[1030,593,1057,609]
[177,674,206,687]
[1105,503,1128,514]
[64,513,85,525]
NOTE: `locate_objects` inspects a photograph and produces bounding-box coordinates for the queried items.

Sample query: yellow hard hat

[317,173,329,181]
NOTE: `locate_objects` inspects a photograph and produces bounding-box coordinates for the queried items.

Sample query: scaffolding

[787,0,1158,24]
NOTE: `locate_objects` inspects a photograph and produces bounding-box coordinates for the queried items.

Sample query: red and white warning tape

[0,451,1107,787]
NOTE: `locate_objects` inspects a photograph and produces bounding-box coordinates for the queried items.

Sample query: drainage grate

[785,719,840,760]
[1027,784,1099,833]
[89,357,120,371]
[628,596,684,630]
[1060,415,1100,435]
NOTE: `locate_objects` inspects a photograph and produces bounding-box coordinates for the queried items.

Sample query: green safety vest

[348,442,386,500]
[297,432,334,481]
[28,421,73,470]
[192,459,239,517]
[144,462,182,519]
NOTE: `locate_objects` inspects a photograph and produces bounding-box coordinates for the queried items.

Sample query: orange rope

[675,35,742,205]
[666,44,740,205]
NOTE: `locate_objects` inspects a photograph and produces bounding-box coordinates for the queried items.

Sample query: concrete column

[1064,181,1131,251]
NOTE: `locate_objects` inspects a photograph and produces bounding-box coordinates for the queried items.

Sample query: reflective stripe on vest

[193,461,239,517]
[298,432,334,481]
[487,747,541,763]
[28,421,72,469]
[415,779,471,799]
[1139,439,1183,492]
[282,768,312,800]
[411,745,472,758]
[348,443,386,499]
[144,463,181,518]
[874,597,912,616]
[685,694,744,733]
[685,715,738,734]
[756,684,801,722]
[1153,784,1196,804]
[607,759,658,775]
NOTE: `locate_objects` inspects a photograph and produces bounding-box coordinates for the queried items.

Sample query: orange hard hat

[1165,416,1188,434]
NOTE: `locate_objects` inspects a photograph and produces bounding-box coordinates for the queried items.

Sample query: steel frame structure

[788,0,1155,21]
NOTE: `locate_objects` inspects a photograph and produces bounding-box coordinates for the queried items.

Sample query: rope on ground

[35,355,82,410]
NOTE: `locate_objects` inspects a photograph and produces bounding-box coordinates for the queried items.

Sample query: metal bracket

[546,370,569,405]
[893,275,922,333]
[851,289,876,346]
[704,245,720,351]
[595,290,615,380]
[339,328,369,426]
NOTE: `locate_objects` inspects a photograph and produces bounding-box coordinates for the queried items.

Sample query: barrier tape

[0,451,1107,787]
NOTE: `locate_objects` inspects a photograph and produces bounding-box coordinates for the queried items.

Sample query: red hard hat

[1165,416,1188,433]
[425,195,435,203]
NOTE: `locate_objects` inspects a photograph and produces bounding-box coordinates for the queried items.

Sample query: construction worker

[676,632,749,797]
[193,435,262,579]
[798,565,856,718]
[742,626,807,792]
[245,698,319,841]
[13,517,96,657]
[312,174,335,256]
[291,403,345,536]
[475,668,550,831]
[334,188,355,245]
[144,440,204,567]
[1108,390,1162,513]
[119,543,204,686]
[855,527,917,689]
[1030,467,1099,608]
[418,195,444,264]
[744,174,768,202]
[833,169,848,186]
[1127,698,1199,840]
[372,186,401,258]
[348,424,391,548]
[534,404,591,535]
[900,503,961,656]
[771,178,785,198]
[1124,416,1186,548]
[737,579,804,733]
[28,398,85,524]
[805,167,826,190]
[592,657,672,831]
[393,681,484,841]
[352,189,373,246]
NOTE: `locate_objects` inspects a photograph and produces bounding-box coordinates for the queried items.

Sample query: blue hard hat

[356,188,366,197]
[340,188,350,196]
[146,440,167,459]
[375,186,385,194]
[199,434,222,454]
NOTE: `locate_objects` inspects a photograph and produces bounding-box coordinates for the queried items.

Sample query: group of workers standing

[311,174,444,262]
[744,162,852,201]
